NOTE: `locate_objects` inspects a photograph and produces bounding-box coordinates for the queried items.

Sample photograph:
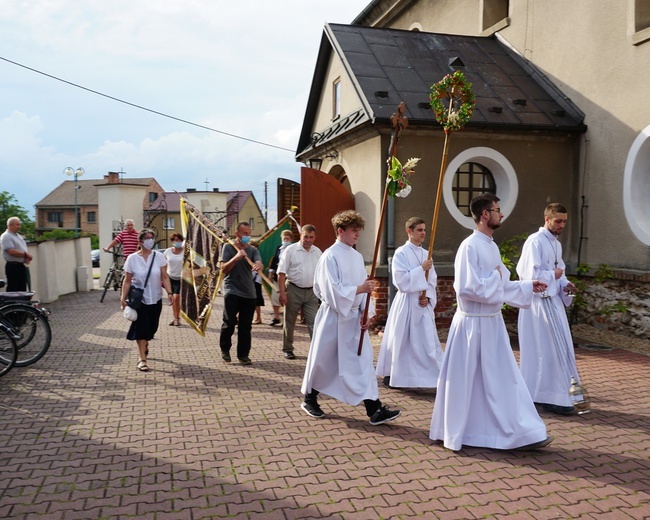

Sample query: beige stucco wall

[97,184,147,283]
[371,0,650,270]
[0,237,92,302]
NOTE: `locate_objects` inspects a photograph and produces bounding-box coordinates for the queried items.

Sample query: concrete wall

[0,236,93,303]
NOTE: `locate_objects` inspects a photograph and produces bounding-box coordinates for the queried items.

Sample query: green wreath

[429,71,476,132]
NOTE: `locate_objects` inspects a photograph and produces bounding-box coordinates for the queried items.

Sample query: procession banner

[179,199,226,336]
[257,214,293,298]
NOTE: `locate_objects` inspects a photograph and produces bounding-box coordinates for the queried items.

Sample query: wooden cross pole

[421,88,458,299]
[357,102,408,356]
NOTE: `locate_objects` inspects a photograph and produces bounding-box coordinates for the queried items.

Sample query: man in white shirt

[277,225,322,359]
[517,203,581,415]
[1,217,32,291]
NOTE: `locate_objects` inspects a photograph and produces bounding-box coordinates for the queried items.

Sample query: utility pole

[264,181,269,224]
[204,178,210,191]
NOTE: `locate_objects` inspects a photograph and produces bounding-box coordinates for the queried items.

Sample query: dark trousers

[305,390,381,417]
[220,293,256,358]
[5,262,27,292]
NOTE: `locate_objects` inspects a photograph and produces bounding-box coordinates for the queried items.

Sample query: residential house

[295,0,650,331]
[146,189,267,249]
[34,172,165,238]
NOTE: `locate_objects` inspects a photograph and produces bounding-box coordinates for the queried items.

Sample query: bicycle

[0,282,51,368]
[0,291,52,367]
[100,251,126,303]
[0,320,18,377]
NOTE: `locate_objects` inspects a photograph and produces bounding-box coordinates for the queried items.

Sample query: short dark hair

[236,222,251,232]
[405,217,425,232]
[301,224,317,234]
[170,233,184,242]
[470,194,500,223]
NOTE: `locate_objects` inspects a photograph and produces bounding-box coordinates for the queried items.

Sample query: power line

[0,55,296,153]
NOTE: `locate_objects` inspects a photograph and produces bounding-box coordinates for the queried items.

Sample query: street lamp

[64,167,85,237]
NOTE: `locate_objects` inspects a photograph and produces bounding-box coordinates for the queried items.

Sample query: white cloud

[0,0,367,217]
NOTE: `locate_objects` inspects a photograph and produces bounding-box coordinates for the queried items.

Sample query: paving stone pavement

[1,289,649,519]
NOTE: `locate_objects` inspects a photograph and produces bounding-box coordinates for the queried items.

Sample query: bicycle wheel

[0,304,52,367]
[0,325,18,376]
[101,270,115,303]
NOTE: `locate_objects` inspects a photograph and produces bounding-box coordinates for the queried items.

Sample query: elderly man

[277,225,322,359]
[1,217,32,291]
[103,219,139,257]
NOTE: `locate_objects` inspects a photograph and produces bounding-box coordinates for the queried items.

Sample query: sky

[0,1,370,225]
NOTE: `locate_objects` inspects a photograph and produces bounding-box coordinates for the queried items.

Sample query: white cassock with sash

[376,241,443,387]
[517,227,579,407]
[429,231,548,451]
[301,241,378,405]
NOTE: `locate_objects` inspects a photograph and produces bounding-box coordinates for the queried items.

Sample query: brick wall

[372,275,456,330]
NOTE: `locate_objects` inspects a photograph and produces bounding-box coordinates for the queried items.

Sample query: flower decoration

[387,156,420,198]
[429,71,476,133]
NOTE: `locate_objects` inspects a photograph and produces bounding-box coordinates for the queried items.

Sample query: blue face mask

[240,236,251,245]
[173,242,183,248]
[142,238,155,250]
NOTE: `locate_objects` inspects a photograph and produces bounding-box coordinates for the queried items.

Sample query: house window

[87,212,96,223]
[442,147,519,230]
[482,0,509,31]
[248,218,254,230]
[333,78,341,119]
[48,212,62,223]
[635,0,650,32]
[631,0,650,44]
[163,217,175,230]
[452,162,497,217]
[149,192,158,203]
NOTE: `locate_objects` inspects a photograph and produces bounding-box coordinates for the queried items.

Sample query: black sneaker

[238,356,252,365]
[301,401,325,418]
[270,318,281,326]
[284,351,296,360]
[514,435,554,451]
[538,403,576,416]
[369,405,401,425]
[221,351,231,363]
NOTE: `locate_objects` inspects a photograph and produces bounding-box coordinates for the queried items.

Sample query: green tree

[0,191,35,241]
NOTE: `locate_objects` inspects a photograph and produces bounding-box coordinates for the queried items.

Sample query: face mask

[240,236,251,245]
[282,240,291,245]
[173,242,183,248]
[142,238,155,250]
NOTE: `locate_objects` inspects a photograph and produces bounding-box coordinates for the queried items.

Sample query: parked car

[91,249,100,267]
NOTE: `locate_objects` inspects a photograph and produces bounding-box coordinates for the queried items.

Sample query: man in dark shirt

[219,222,263,365]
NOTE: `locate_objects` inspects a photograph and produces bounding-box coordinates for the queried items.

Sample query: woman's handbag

[127,253,156,310]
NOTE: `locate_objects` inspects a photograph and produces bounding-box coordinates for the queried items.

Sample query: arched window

[452,162,497,216]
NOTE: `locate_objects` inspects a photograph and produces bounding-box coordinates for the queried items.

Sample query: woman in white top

[164,232,185,326]
[121,229,173,372]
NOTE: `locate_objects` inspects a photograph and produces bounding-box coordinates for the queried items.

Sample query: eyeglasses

[486,208,501,213]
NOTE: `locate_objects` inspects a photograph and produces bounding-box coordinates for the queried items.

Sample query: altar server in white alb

[376,217,443,389]
[517,203,581,415]
[300,210,401,426]
[430,194,553,451]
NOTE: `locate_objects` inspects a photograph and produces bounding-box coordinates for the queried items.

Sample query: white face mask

[282,240,292,246]
[142,238,155,250]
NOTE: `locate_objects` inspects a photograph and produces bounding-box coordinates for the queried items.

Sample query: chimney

[106,172,120,184]
[187,188,196,192]
[213,188,219,192]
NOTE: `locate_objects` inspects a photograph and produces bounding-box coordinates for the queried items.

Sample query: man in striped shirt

[103,219,139,257]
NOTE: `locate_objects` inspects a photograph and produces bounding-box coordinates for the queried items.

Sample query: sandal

[169,320,176,326]
[174,318,181,326]
[137,361,149,372]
